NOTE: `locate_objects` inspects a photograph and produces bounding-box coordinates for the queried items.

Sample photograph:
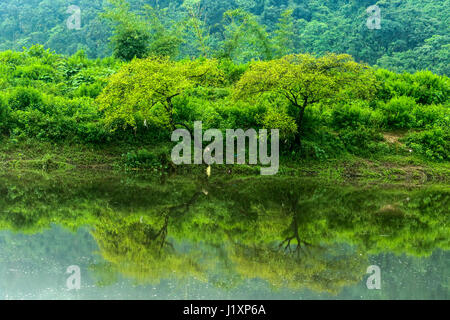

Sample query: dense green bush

[330,101,384,129]
[218,59,248,85]
[381,96,417,129]
[404,127,449,161]
[0,47,128,144]
[123,148,171,170]
[12,64,56,82]
[73,82,105,98]
[7,87,45,112]
[300,130,346,160]
[412,104,449,129]
[338,127,385,157]
[0,94,10,133]
[218,101,266,130]
[407,71,449,105]
[376,70,449,105]
[76,122,109,144]
[262,108,297,141]
[10,109,76,141]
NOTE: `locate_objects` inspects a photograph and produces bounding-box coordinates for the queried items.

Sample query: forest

[0,0,449,75]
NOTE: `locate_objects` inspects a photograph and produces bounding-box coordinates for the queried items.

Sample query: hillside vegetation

[0,0,448,177]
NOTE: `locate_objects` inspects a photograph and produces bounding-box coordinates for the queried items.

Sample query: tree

[182,0,211,57]
[234,53,377,145]
[101,0,151,61]
[97,56,220,133]
[272,9,296,58]
[220,9,273,63]
[142,5,184,59]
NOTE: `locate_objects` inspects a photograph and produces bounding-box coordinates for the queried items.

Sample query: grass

[0,137,448,185]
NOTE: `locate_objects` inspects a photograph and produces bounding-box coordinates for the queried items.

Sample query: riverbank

[1,139,448,185]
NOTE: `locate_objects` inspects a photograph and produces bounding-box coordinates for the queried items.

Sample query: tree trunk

[166,97,176,132]
[294,104,306,149]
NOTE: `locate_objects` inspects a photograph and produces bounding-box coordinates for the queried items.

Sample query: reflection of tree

[278,212,317,258]
[208,178,449,257]
[230,242,366,294]
[278,191,313,256]
[91,189,205,284]
[213,181,367,294]
[0,172,448,292]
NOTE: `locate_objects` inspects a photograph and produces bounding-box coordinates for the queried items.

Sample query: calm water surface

[0,172,448,299]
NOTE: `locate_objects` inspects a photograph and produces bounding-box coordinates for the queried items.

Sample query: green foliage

[102,1,184,60]
[8,87,44,112]
[0,0,448,76]
[123,147,171,170]
[377,35,450,76]
[272,9,295,58]
[218,59,248,85]
[262,108,297,140]
[114,27,151,61]
[0,44,448,163]
[234,53,377,143]
[98,56,221,131]
[220,9,273,63]
[0,1,448,163]
[299,130,346,160]
[338,127,384,157]
[412,104,449,129]
[0,46,123,144]
[404,127,449,161]
[331,101,384,129]
[376,69,449,105]
[217,101,265,130]
[102,0,152,61]
[381,96,417,129]
[0,94,10,133]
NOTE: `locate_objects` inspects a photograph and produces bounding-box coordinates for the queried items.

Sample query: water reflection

[0,171,448,299]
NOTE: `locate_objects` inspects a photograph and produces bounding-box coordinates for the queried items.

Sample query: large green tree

[234,53,377,145]
[97,56,220,132]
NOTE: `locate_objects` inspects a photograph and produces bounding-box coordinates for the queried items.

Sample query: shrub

[76,122,108,144]
[412,104,449,129]
[404,127,449,161]
[331,101,384,129]
[73,82,104,98]
[13,64,56,82]
[10,109,76,141]
[218,59,248,84]
[0,94,10,133]
[409,71,449,105]
[262,109,297,140]
[381,96,417,129]
[123,148,171,170]
[338,127,384,156]
[218,101,266,129]
[8,87,44,112]
[300,130,346,160]
[376,69,449,105]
